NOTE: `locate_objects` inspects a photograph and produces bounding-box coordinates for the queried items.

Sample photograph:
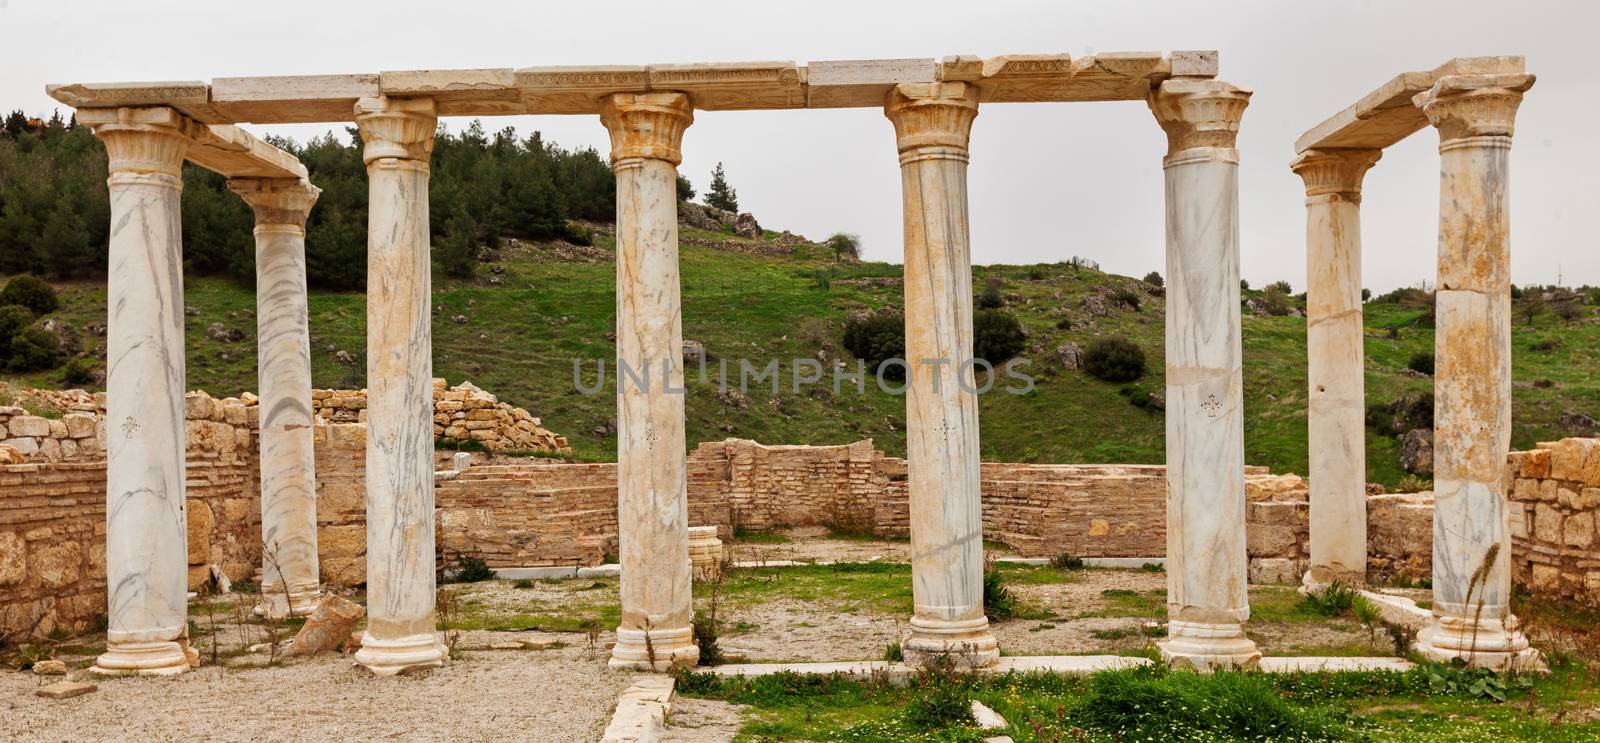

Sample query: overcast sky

[2,0,1594,292]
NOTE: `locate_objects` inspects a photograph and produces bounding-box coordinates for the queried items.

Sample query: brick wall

[1507,438,1600,602]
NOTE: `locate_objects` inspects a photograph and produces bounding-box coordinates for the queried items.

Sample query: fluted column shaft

[1293,149,1381,592]
[1148,79,1260,671]
[84,106,199,676]
[1413,73,1541,671]
[600,91,699,671]
[885,82,997,668]
[353,96,447,675]
[231,177,323,619]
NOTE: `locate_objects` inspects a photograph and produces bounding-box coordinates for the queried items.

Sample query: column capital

[228,177,320,228]
[79,106,200,178]
[597,92,694,166]
[354,96,437,164]
[1148,79,1251,155]
[1413,73,1535,142]
[884,82,979,159]
[1290,148,1382,198]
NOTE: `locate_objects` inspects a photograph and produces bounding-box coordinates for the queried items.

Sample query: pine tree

[705,162,738,213]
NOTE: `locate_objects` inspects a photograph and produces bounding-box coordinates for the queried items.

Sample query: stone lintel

[380,68,522,117]
[1295,56,1525,153]
[46,80,226,123]
[211,74,381,123]
[806,58,938,108]
[75,107,306,180]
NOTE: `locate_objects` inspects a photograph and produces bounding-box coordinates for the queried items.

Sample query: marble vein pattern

[352,96,448,675]
[885,82,997,668]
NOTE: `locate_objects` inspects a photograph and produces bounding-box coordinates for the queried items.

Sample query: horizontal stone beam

[1294,56,1524,154]
[46,51,1219,124]
[74,106,306,180]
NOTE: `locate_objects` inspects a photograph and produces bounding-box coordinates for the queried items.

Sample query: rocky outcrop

[1400,428,1433,475]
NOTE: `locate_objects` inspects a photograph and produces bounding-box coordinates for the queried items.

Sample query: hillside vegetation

[5,224,1599,489]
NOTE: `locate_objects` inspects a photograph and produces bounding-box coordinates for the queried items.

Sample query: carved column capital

[884,82,979,163]
[1414,74,1535,142]
[1290,148,1382,199]
[79,106,200,179]
[598,92,694,166]
[1148,79,1251,156]
[228,178,320,229]
[354,96,437,165]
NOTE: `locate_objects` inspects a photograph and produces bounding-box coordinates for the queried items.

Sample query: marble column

[1292,148,1381,593]
[884,82,998,669]
[1412,73,1542,671]
[1148,79,1259,671]
[230,177,323,619]
[352,96,448,675]
[85,107,199,676]
[599,91,699,671]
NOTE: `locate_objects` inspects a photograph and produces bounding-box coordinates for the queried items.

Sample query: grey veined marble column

[885,81,998,669]
[83,106,200,676]
[352,96,448,675]
[1291,148,1381,593]
[1148,79,1260,671]
[231,177,322,620]
[1412,72,1543,672]
[599,91,699,671]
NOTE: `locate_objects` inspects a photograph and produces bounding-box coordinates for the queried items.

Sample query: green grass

[8,233,1600,488]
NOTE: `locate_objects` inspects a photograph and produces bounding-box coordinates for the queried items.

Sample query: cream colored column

[599,91,699,671]
[1292,148,1381,593]
[230,177,323,619]
[1148,79,1259,671]
[352,96,448,675]
[1413,73,1542,671]
[884,82,998,669]
[83,107,199,676]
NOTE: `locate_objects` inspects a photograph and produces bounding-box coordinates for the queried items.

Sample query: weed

[1050,554,1086,571]
[1299,580,1358,617]
[883,638,903,662]
[983,562,1017,622]
[1138,562,1164,573]
[512,578,535,589]
[442,554,494,583]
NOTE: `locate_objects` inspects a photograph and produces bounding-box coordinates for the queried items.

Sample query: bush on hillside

[972,310,1025,364]
[62,357,95,385]
[976,277,1005,310]
[7,326,60,371]
[825,232,860,261]
[1110,286,1142,311]
[1083,336,1146,383]
[842,310,905,381]
[1143,271,1163,287]
[1408,351,1435,376]
[0,275,58,315]
[1262,284,1292,316]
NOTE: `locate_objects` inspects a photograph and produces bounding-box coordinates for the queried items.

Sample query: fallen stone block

[287,595,365,656]
[32,659,67,676]
[36,681,96,699]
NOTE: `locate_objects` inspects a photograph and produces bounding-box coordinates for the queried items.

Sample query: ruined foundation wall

[1507,438,1600,603]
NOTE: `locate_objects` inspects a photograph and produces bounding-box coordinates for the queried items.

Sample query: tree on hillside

[705,162,738,213]
[676,174,695,202]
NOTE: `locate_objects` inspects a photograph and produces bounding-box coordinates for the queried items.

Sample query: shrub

[1143,271,1163,287]
[882,638,903,662]
[972,310,1025,364]
[1396,474,1432,493]
[62,357,95,385]
[512,578,535,589]
[1082,336,1146,383]
[1299,580,1357,617]
[1054,317,1073,330]
[7,326,60,371]
[812,268,832,291]
[841,310,905,380]
[1110,286,1142,311]
[1267,280,1292,294]
[1262,284,1292,316]
[1531,338,1560,352]
[693,609,723,665]
[0,275,58,315]
[975,276,1005,309]
[0,304,32,363]
[443,554,493,583]
[1362,288,1372,302]
[983,565,1016,622]
[905,662,973,730]
[1240,278,1250,291]
[825,232,860,261]
[1051,554,1085,571]
[1407,351,1435,375]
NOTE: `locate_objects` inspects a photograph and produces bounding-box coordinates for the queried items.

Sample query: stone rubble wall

[1507,438,1600,602]
[312,379,571,454]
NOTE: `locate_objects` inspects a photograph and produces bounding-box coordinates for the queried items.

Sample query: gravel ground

[1,646,632,742]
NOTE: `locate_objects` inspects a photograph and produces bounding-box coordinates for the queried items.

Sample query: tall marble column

[1291,148,1381,593]
[85,106,199,676]
[352,96,448,675]
[599,91,699,671]
[1148,79,1259,671]
[230,177,323,619]
[884,82,998,669]
[1412,73,1542,671]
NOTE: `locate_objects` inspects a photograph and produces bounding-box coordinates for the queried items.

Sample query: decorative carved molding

[597,92,694,165]
[353,96,437,164]
[1290,148,1382,198]
[884,82,979,157]
[1414,73,1535,141]
[79,106,201,178]
[228,177,321,228]
[1148,79,1251,155]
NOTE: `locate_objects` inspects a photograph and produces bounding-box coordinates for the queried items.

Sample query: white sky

[2,0,1594,292]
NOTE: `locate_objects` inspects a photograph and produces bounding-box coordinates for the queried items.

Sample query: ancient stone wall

[313,380,570,454]
[1507,438,1600,603]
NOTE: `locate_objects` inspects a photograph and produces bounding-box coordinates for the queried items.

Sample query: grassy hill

[5,226,1599,489]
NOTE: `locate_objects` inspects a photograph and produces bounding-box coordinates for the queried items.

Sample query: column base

[92,638,198,676]
[1415,615,1546,673]
[609,624,699,671]
[353,632,448,676]
[903,615,1000,669]
[1159,620,1261,672]
[1299,565,1364,596]
[254,585,322,620]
